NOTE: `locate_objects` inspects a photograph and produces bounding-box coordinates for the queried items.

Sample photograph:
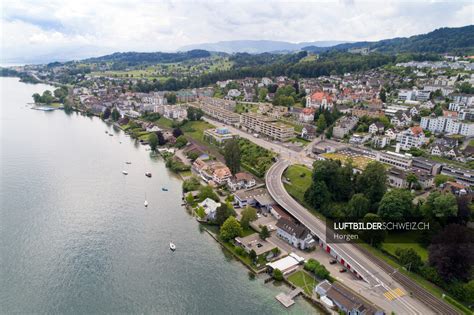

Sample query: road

[266,159,458,315]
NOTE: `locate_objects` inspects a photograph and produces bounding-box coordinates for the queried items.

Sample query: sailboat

[144,193,148,207]
[169,242,176,251]
[122,170,128,175]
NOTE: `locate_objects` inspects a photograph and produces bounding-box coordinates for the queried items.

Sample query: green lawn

[287,270,318,295]
[241,227,256,237]
[181,120,215,142]
[382,231,429,262]
[155,117,174,129]
[283,164,312,203]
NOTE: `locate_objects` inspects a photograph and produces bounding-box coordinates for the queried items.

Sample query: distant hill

[302,25,474,54]
[82,49,211,65]
[178,40,347,54]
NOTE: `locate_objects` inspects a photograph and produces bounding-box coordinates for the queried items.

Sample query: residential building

[227,172,256,191]
[412,157,442,175]
[349,133,372,145]
[240,112,294,142]
[198,96,236,111]
[396,126,427,150]
[301,125,316,140]
[333,116,359,139]
[351,108,385,118]
[200,103,241,125]
[275,218,316,250]
[398,89,431,102]
[373,135,389,148]
[203,127,238,146]
[163,105,187,121]
[198,198,221,221]
[368,122,385,134]
[421,115,474,137]
[233,188,271,208]
[299,107,315,123]
[325,282,381,315]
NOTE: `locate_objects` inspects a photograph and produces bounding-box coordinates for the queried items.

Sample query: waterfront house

[227,172,256,191]
[198,198,221,221]
[275,218,315,250]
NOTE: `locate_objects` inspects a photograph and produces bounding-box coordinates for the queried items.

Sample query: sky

[1,0,473,63]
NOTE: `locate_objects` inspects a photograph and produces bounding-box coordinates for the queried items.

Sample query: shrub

[272,268,283,281]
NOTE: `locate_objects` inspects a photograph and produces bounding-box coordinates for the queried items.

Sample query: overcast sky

[1,0,473,63]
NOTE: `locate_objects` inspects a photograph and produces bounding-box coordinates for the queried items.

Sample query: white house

[198,198,221,221]
[368,122,384,134]
[227,89,241,98]
[275,218,315,250]
[396,126,427,150]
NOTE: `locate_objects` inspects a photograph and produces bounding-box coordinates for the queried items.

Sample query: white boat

[169,242,176,251]
[122,170,128,175]
[144,200,148,207]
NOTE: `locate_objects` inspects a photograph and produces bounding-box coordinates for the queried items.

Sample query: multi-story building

[240,112,294,142]
[200,103,241,125]
[412,157,442,175]
[306,91,333,110]
[420,115,474,136]
[376,151,413,170]
[396,126,427,150]
[203,127,238,147]
[198,96,236,111]
[332,116,359,139]
[441,165,474,186]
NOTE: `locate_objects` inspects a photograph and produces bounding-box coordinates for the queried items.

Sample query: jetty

[275,288,302,308]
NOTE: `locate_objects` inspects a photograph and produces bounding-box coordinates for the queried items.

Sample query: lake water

[0,77,319,314]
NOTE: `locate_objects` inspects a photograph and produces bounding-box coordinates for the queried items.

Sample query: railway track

[355,244,460,315]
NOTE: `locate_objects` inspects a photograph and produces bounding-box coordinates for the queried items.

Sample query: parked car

[339,268,347,273]
[329,259,337,265]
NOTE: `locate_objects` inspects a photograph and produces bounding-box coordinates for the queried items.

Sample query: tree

[224,139,241,174]
[156,131,166,145]
[305,180,331,210]
[249,249,257,262]
[434,174,454,187]
[32,93,41,103]
[316,115,327,133]
[272,268,283,281]
[379,87,387,102]
[215,202,236,226]
[175,135,188,149]
[395,248,423,272]
[111,108,120,121]
[187,107,204,121]
[165,92,177,104]
[464,280,474,304]
[314,264,330,280]
[258,87,268,101]
[428,224,474,282]
[356,162,387,206]
[406,172,419,190]
[360,213,386,247]
[240,206,257,229]
[219,216,243,241]
[422,192,458,221]
[103,107,111,120]
[172,128,183,138]
[198,185,219,202]
[148,132,158,151]
[259,225,270,240]
[378,189,413,222]
[347,193,370,219]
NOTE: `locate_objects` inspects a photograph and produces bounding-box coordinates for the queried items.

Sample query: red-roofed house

[396,125,427,150]
[299,107,315,123]
[306,91,333,110]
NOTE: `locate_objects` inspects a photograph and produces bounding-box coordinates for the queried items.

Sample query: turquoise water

[0,77,320,314]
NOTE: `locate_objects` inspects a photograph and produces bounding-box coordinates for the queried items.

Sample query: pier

[275,288,303,308]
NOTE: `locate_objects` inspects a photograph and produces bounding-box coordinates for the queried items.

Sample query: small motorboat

[162,188,168,191]
[144,200,148,207]
[105,130,108,134]
[145,172,152,178]
[109,134,113,136]
[122,170,128,175]
[169,242,176,251]
[125,161,132,164]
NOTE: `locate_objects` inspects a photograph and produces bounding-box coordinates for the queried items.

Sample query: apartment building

[420,115,474,136]
[440,165,474,186]
[240,112,294,142]
[200,103,241,125]
[198,96,237,111]
[333,116,359,139]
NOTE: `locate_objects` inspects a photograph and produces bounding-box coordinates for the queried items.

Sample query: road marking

[384,288,406,301]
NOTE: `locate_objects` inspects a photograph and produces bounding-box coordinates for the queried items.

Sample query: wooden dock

[275,288,303,308]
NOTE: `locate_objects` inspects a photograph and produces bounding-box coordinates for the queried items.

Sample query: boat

[145,172,152,178]
[109,134,113,136]
[144,200,148,207]
[122,170,128,175]
[162,188,168,191]
[169,242,176,251]
[105,130,108,134]
[125,161,132,164]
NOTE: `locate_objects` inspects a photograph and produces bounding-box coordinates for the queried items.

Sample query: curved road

[266,159,458,315]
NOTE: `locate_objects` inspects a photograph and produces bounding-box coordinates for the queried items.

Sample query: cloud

[1,0,473,63]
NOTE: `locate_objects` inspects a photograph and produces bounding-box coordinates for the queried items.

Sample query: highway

[266,159,458,315]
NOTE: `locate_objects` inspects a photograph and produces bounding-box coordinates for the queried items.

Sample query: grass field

[322,152,374,170]
[283,164,312,203]
[287,270,318,295]
[181,120,215,142]
[155,117,174,129]
[382,231,429,261]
